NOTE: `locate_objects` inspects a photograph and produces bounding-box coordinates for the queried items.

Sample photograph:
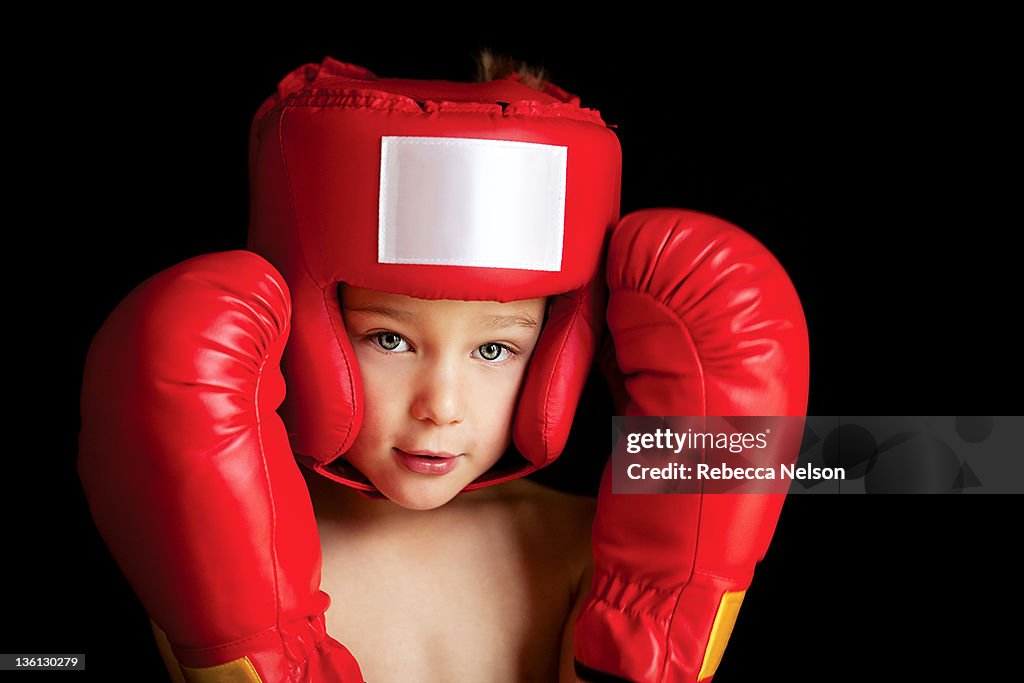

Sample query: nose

[409,356,465,426]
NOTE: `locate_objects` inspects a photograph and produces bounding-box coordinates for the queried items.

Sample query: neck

[299,463,512,522]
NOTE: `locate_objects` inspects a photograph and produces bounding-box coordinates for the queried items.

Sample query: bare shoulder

[502,479,597,617]
[486,477,596,527]
[485,478,596,575]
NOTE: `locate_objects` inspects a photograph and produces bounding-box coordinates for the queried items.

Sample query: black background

[9,20,1015,681]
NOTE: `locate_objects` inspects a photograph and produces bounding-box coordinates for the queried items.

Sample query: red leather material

[245,56,622,495]
[512,267,609,476]
[78,250,363,681]
[575,208,810,682]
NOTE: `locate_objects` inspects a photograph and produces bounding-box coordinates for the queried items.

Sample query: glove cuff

[172,611,363,682]
[575,567,747,682]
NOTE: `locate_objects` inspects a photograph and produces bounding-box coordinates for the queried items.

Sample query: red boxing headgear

[247,56,621,496]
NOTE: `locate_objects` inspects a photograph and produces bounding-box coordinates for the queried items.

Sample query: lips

[394,448,463,475]
[400,449,461,459]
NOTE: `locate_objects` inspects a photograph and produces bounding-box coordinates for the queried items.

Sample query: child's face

[339,283,548,510]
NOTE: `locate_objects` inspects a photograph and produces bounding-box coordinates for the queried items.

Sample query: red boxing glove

[78,251,364,682]
[574,208,810,682]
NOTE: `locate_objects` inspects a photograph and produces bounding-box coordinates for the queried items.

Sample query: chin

[380,480,463,511]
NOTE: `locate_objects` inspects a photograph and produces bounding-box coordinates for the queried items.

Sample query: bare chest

[316,511,574,682]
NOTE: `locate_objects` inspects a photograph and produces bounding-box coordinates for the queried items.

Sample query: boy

[86,49,807,682]
[300,283,595,680]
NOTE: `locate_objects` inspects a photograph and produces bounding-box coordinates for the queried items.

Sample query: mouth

[400,449,461,459]
[394,448,463,475]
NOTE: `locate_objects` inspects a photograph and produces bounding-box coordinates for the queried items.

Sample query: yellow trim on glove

[697,589,746,681]
[181,656,262,683]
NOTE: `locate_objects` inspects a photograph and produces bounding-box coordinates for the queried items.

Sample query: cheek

[349,342,398,398]
[472,367,528,429]
[347,348,404,441]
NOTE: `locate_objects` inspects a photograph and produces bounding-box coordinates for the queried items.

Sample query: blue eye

[373,332,410,353]
[474,343,516,364]
[366,332,517,364]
